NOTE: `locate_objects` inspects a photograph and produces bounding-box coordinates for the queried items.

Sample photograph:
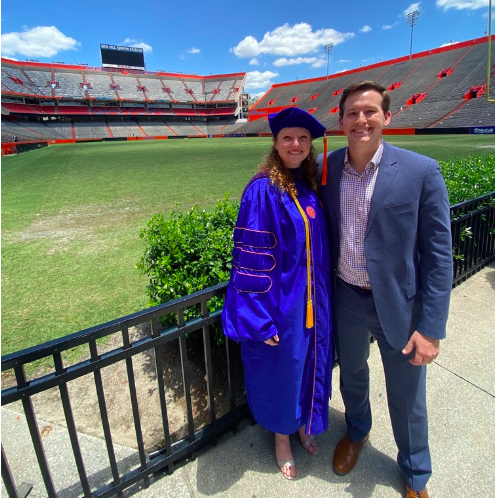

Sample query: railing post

[177,309,196,459]
[53,352,92,497]
[14,365,57,498]
[89,339,123,498]
[1,444,23,498]
[122,327,149,488]
[202,300,216,425]
[150,318,173,473]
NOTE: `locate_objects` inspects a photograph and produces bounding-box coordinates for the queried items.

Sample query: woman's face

[273,127,312,169]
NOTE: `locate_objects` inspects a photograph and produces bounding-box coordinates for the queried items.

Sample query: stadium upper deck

[1,59,246,115]
[239,36,494,134]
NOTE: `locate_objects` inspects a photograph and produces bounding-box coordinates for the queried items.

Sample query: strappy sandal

[301,435,318,455]
[276,459,296,480]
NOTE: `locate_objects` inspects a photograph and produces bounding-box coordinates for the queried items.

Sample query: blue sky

[1,0,494,99]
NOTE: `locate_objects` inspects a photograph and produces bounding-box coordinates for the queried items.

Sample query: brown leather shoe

[406,485,429,498]
[332,434,369,475]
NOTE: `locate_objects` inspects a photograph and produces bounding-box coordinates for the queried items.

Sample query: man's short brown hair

[339,81,391,117]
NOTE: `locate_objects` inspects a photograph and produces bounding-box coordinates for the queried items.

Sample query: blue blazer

[318,142,453,350]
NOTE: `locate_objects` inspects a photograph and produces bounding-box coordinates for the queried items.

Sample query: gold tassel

[306,300,314,328]
[292,193,314,329]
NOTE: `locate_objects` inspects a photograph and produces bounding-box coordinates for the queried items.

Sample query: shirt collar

[344,140,384,172]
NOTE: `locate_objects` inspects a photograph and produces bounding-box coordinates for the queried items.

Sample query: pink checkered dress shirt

[338,141,384,288]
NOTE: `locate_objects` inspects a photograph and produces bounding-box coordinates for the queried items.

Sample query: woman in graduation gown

[222,107,334,480]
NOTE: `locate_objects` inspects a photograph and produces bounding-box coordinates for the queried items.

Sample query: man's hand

[402,330,440,366]
[264,335,279,346]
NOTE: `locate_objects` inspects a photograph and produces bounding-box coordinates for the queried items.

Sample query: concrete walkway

[2,264,495,498]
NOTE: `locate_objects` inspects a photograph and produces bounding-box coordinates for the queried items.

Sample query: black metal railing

[1,283,248,498]
[450,191,495,286]
[1,192,495,498]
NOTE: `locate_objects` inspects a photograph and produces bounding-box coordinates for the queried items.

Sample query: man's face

[339,90,391,150]
[273,127,312,169]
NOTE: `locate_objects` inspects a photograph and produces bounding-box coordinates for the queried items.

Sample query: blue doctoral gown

[222,169,334,435]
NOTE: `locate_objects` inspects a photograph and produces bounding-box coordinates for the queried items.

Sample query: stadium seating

[86,73,117,100]
[137,76,170,101]
[108,121,145,137]
[164,121,206,136]
[22,69,53,97]
[74,122,111,139]
[1,37,493,143]
[2,67,40,96]
[238,37,494,134]
[54,71,86,99]
[137,121,175,136]
[0,119,70,141]
[206,118,240,134]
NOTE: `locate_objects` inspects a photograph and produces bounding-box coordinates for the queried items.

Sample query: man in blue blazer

[317,81,453,498]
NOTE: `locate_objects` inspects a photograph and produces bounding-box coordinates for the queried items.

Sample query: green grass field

[1,135,495,355]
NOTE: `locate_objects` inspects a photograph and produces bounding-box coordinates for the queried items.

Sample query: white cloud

[311,58,327,68]
[360,25,372,33]
[249,58,260,66]
[230,36,260,57]
[187,47,201,54]
[244,70,279,90]
[335,68,350,74]
[404,2,422,15]
[122,38,152,53]
[273,56,318,67]
[338,59,351,63]
[132,43,152,53]
[382,22,399,29]
[231,22,354,58]
[1,26,79,58]
[440,40,460,46]
[436,0,492,10]
[250,91,266,102]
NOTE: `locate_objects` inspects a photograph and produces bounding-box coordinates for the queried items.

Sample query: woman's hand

[264,335,279,346]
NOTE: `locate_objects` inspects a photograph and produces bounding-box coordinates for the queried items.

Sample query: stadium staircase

[137,122,147,136]
[427,100,468,128]
[190,123,207,136]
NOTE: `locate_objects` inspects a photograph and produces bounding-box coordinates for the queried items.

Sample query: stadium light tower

[324,43,334,79]
[405,9,420,60]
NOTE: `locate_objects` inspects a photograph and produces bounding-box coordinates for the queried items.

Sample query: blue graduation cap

[268,107,326,140]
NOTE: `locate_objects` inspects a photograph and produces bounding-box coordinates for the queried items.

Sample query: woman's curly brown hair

[258,145,318,197]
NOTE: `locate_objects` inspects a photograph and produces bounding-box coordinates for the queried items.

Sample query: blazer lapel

[365,144,398,237]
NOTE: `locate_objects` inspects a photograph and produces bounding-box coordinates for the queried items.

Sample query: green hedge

[440,155,495,205]
[136,194,239,342]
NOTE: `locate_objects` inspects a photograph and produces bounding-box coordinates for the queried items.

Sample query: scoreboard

[100,44,145,70]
